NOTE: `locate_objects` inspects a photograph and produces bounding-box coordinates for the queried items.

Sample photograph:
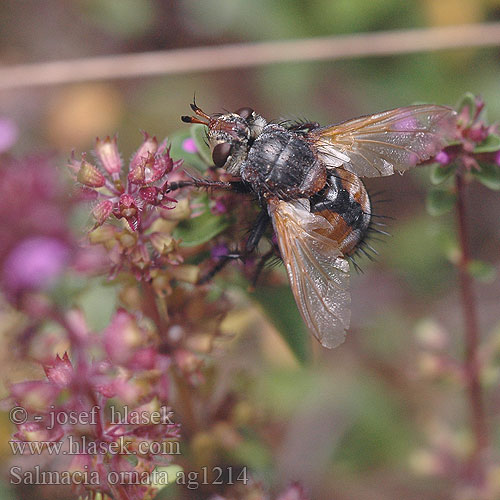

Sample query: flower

[70,133,181,232]
[0,117,19,152]
[433,95,500,172]
[8,308,180,500]
[2,236,69,295]
[182,137,198,154]
[0,154,76,302]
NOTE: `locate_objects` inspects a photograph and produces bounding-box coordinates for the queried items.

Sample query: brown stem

[2,23,500,91]
[141,280,169,338]
[455,173,488,485]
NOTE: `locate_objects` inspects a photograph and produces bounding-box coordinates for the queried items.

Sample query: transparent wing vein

[312,104,457,177]
[269,199,351,348]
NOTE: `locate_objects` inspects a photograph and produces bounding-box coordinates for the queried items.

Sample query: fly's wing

[268,198,351,349]
[310,105,457,177]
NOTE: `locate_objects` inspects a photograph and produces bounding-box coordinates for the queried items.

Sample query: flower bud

[88,225,117,244]
[10,381,58,411]
[130,133,158,171]
[182,137,197,153]
[150,233,175,254]
[95,136,122,175]
[104,310,143,365]
[66,309,90,343]
[77,160,105,187]
[43,353,73,388]
[170,265,199,284]
[161,198,191,220]
[435,150,451,166]
[117,194,140,231]
[15,421,64,443]
[92,200,114,226]
[127,347,157,370]
[130,243,150,269]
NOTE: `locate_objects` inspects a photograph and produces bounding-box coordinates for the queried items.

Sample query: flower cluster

[434,94,500,172]
[0,154,75,301]
[71,134,180,231]
[8,308,180,500]
[70,134,195,281]
[426,94,500,217]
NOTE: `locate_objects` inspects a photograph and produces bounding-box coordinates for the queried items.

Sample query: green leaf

[190,124,213,165]
[0,482,14,500]
[472,162,500,190]
[429,163,457,185]
[168,129,208,172]
[455,92,477,123]
[468,260,497,283]
[84,0,155,38]
[173,209,230,247]
[426,188,456,216]
[473,134,500,153]
[252,285,310,363]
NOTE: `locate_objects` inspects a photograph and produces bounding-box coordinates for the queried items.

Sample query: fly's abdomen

[310,169,371,256]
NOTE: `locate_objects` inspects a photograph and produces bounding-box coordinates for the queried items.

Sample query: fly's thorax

[310,169,371,256]
[240,124,326,199]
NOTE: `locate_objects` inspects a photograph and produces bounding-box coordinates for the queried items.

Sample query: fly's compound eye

[234,107,254,120]
[212,142,232,167]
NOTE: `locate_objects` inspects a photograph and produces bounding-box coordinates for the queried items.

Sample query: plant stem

[455,173,488,484]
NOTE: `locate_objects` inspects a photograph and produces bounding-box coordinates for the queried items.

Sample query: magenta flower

[181,137,198,153]
[0,117,19,152]
[2,236,69,295]
[71,133,181,232]
[44,352,73,388]
[430,95,500,172]
[8,307,180,500]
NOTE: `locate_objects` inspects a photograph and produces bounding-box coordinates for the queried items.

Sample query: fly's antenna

[181,97,211,125]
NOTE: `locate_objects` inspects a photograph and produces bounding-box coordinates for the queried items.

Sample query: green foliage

[173,195,231,246]
[252,285,311,363]
[426,187,456,216]
[473,134,500,154]
[83,0,156,37]
[472,162,500,191]
[190,124,213,165]
[335,380,416,470]
[429,163,458,185]
[77,278,119,331]
[382,215,454,294]
[456,92,479,122]
[468,260,497,283]
[168,129,208,172]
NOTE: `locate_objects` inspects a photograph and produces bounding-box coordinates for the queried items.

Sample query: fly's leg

[249,249,276,290]
[167,178,249,193]
[286,121,320,132]
[198,209,270,284]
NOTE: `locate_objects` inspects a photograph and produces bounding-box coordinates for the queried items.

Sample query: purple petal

[182,138,198,154]
[0,118,19,152]
[3,236,69,293]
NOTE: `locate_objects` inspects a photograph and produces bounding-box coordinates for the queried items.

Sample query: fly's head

[182,103,266,175]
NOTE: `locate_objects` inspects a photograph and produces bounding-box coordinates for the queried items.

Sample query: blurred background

[1,1,500,499]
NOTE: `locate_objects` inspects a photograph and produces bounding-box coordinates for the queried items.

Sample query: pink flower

[182,137,198,153]
[104,309,144,366]
[435,150,452,166]
[72,134,182,232]
[95,135,122,175]
[0,117,19,152]
[2,236,69,294]
[44,352,73,388]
